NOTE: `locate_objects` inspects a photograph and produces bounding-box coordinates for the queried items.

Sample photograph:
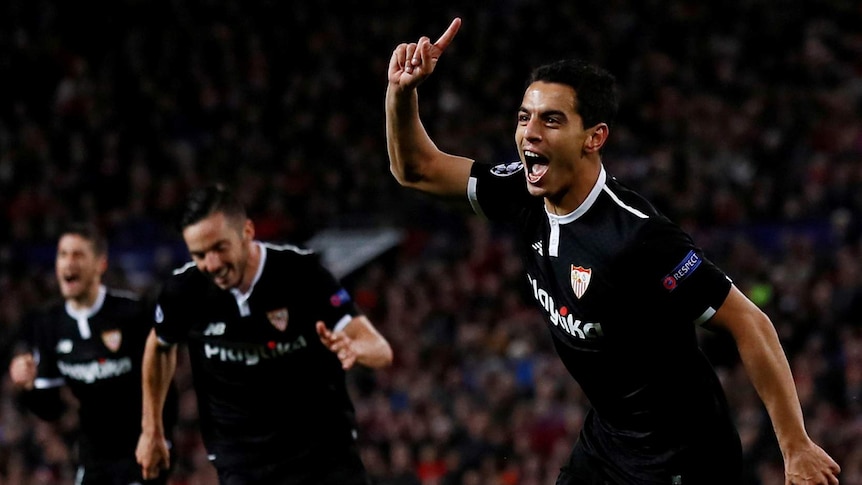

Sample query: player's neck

[67,283,102,311]
[545,161,602,215]
[237,241,261,294]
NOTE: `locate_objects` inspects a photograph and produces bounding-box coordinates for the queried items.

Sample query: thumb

[315,321,329,339]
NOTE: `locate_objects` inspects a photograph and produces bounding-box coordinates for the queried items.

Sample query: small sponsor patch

[662,250,702,292]
[57,339,73,354]
[571,265,592,299]
[267,308,289,332]
[102,329,122,352]
[490,161,524,177]
[330,288,351,307]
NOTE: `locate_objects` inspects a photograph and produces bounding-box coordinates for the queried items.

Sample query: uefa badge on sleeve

[101,329,122,352]
[267,308,289,332]
[571,265,592,299]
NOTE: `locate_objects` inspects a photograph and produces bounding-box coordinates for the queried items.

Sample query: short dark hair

[527,59,618,130]
[179,183,247,231]
[60,222,108,256]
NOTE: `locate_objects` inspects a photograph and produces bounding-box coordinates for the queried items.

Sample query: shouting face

[55,234,106,306]
[515,81,606,212]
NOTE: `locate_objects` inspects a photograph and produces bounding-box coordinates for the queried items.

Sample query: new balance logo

[532,241,543,255]
[204,322,227,336]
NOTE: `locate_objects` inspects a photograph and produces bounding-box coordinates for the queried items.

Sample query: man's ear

[243,218,255,241]
[585,123,609,153]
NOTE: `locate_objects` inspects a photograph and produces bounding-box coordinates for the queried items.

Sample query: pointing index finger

[432,17,462,57]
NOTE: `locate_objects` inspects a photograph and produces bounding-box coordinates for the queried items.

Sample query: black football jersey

[19,286,172,468]
[468,162,740,479]
[154,242,364,472]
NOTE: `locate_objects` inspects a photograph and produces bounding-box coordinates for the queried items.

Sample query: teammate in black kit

[384,18,841,485]
[136,184,393,485]
[8,223,177,485]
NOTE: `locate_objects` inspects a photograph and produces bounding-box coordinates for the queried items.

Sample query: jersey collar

[545,164,607,224]
[65,284,107,320]
[230,241,267,304]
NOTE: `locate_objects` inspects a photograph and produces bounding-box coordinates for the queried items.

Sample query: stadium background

[1,0,860,483]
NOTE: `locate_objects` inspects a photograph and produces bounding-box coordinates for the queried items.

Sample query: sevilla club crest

[102,329,122,352]
[571,265,592,299]
[267,308,289,332]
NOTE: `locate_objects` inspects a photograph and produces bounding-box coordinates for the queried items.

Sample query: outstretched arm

[709,286,840,485]
[136,329,177,480]
[316,316,393,370]
[386,17,474,197]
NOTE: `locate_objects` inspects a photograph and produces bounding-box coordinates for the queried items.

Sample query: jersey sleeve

[468,161,533,222]
[14,311,66,420]
[622,219,732,326]
[152,275,196,345]
[301,254,360,332]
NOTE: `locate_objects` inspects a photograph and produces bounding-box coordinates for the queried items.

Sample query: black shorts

[214,451,370,485]
[76,458,170,485]
[557,431,742,485]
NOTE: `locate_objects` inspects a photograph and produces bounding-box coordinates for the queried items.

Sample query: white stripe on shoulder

[261,242,315,255]
[172,261,197,275]
[106,288,139,301]
[467,176,486,219]
[602,185,649,219]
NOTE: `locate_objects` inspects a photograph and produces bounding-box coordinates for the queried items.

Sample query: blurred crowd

[2,0,861,484]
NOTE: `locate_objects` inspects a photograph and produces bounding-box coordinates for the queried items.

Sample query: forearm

[141,330,176,437]
[345,316,393,369]
[735,312,809,452]
[385,83,438,187]
[353,335,393,369]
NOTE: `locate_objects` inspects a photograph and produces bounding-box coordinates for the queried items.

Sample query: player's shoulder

[160,261,209,297]
[104,287,141,303]
[26,298,66,325]
[261,241,320,267]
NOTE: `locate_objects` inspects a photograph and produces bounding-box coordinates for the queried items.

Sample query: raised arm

[709,286,840,484]
[385,17,474,197]
[136,329,177,480]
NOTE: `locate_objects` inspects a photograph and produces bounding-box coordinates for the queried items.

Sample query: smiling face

[55,234,107,307]
[515,81,606,212]
[182,211,254,291]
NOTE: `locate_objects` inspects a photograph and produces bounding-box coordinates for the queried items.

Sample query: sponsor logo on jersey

[203,335,307,365]
[204,322,227,336]
[532,241,543,255]
[527,273,603,340]
[267,308,289,331]
[155,304,164,323]
[662,250,702,292]
[57,339,74,354]
[58,357,133,383]
[570,265,592,299]
[330,288,351,307]
[490,161,524,177]
[101,329,122,352]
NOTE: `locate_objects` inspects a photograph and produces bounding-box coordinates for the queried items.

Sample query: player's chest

[52,318,136,383]
[53,315,133,361]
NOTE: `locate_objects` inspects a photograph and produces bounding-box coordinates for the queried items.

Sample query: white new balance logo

[532,241,543,255]
[204,322,227,336]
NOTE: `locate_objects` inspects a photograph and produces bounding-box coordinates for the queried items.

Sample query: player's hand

[388,17,461,90]
[316,321,357,370]
[136,431,171,480]
[9,353,37,390]
[784,440,840,484]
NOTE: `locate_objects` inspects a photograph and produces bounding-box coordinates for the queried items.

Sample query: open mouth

[62,274,81,284]
[524,150,549,183]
